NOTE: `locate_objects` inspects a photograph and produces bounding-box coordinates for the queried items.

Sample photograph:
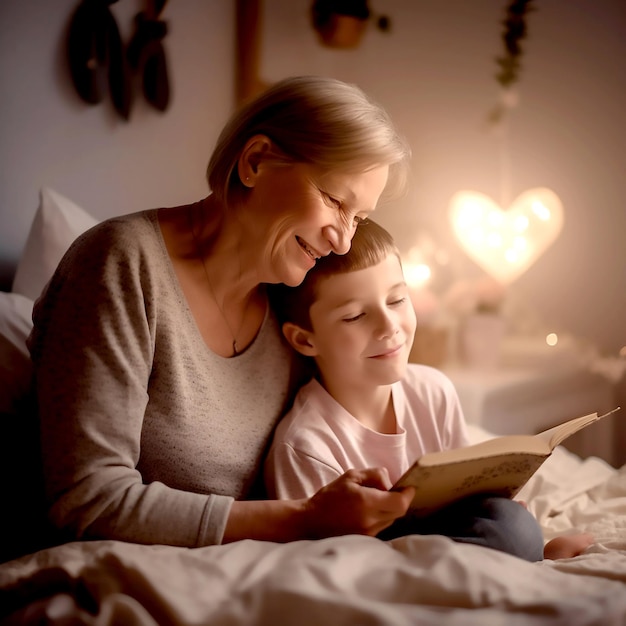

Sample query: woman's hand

[223,468,413,544]
[302,468,415,539]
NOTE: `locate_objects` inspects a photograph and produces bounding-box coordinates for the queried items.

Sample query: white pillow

[0,291,34,415]
[12,187,98,301]
[0,291,33,352]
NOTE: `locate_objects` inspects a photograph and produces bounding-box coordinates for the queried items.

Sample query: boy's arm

[265,441,343,500]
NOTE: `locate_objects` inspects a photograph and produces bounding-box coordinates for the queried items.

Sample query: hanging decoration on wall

[67,0,132,119]
[448,0,564,285]
[311,0,390,49]
[127,0,170,112]
[488,0,534,126]
[66,0,170,121]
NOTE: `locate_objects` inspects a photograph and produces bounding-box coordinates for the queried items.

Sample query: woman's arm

[30,217,232,547]
[224,468,415,542]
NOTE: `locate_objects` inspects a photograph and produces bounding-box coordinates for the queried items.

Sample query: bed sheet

[1,431,625,626]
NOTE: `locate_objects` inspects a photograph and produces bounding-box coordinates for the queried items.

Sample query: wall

[0,0,234,284]
[259,0,626,358]
[0,0,624,361]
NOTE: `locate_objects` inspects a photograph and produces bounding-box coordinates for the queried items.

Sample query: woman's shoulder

[35,209,169,314]
[71,209,159,254]
[55,210,162,276]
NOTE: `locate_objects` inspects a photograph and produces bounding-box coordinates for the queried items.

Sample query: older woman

[28,75,413,548]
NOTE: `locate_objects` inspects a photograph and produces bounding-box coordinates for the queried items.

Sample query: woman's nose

[324,222,354,256]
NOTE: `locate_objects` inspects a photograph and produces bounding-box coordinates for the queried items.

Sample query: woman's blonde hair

[207,75,411,206]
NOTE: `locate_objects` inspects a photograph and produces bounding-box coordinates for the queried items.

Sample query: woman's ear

[238,135,272,187]
[281,322,318,357]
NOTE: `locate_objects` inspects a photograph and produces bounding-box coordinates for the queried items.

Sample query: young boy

[265,219,593,561]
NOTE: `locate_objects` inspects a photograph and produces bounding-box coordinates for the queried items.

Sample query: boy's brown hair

[269,219,400,331]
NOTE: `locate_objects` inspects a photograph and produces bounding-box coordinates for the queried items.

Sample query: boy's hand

[303,468,415,539]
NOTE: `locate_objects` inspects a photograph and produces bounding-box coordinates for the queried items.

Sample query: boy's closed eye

[342,312,365,323]
[341,297,407,323]
[388,297,407,307]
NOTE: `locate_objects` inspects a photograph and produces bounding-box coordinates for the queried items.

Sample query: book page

[392,407,620,516]
[417,433,549,467]
[535,407,621,450]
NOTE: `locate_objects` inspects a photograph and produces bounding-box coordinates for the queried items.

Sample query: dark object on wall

[376,14,391,33]
[487,0,535,126]
[494,0,535,88]
[311,0,390,49]
[312,0,369,48]
[66,0,132,120]
[127,0,170,111]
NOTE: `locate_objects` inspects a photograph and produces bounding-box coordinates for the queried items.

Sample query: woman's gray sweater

[29,209,302,547]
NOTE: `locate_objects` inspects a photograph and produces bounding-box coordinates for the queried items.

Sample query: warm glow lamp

[448,2,565,286]
[449,187,563,285]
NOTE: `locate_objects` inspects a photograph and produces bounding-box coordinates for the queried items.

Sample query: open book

[393,407,620,516]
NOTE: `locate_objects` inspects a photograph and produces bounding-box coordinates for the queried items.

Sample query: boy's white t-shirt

[265,364,469,500]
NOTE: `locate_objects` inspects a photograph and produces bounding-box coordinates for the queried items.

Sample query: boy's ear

[282,322,318,357]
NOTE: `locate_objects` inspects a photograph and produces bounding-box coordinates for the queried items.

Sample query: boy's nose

[376,311,399,338]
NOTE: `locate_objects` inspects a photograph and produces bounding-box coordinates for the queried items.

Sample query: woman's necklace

[188,204,252,357]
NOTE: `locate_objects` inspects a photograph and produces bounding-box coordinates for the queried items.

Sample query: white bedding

[1,426,625,626]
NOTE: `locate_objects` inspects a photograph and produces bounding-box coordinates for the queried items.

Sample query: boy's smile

[368,344,404,359]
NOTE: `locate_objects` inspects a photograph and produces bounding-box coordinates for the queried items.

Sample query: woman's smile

[296,236,323,261]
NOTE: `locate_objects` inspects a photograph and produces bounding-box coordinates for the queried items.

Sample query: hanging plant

[495,0,535,88]
[488,0,535,126]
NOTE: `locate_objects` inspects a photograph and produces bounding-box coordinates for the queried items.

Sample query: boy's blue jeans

[377,495,545,562]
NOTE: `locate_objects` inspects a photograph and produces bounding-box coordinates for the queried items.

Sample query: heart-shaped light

[449,187,564,285]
